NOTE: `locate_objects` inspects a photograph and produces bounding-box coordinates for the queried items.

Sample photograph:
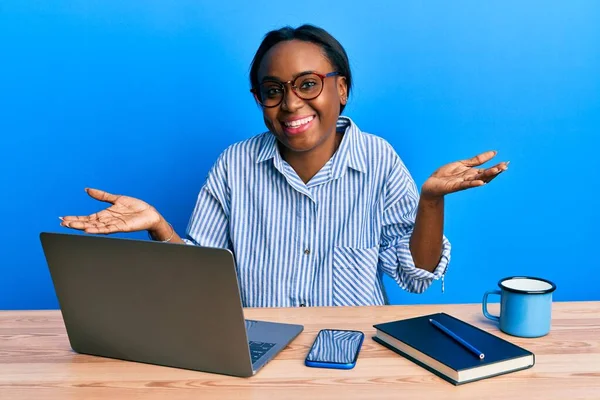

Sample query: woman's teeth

[284,116,314,127]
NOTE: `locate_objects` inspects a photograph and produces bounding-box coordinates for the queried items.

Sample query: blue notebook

[373,313,535,385]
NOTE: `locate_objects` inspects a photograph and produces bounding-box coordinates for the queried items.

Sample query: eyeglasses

[251,71,340,108]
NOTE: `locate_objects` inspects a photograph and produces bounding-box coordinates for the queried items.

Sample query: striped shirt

[185,117,451,307]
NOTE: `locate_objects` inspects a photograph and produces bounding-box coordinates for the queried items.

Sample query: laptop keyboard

[249,341,276,364]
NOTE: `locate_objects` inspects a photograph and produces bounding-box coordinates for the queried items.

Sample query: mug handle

[482,290,501,322]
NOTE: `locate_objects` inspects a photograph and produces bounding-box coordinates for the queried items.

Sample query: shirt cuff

[182,237,198,246]
[390,234,451,294]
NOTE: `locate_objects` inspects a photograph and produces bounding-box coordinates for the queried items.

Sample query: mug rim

[498,276,557,294]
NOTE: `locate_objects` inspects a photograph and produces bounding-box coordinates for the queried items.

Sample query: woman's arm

[409,196,444,273]
[410,150,508,272]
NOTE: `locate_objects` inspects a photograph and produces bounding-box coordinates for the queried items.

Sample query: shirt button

[304,248,310,255]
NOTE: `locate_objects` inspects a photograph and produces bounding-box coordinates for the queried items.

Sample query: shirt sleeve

[378,155,451,294]
[184,153,232,250]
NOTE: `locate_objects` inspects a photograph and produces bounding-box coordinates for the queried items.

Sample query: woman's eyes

[264,87,283,97]
[299,81,317,90]
[260,78,318,98]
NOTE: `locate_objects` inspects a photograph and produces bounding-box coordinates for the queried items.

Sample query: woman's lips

[281,115,315,135]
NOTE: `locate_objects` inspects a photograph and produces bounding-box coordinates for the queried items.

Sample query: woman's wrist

[149,216,174,242]
[419,190,444,207]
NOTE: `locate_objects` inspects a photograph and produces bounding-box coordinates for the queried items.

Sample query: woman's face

[257,40,347,156]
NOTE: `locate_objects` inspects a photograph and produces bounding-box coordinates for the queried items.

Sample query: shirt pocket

[332,245,379,306]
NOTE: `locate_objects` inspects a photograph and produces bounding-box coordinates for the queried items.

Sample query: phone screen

[305,329,364,364]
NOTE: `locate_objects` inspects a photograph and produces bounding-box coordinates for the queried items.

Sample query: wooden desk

[1,302,598,399]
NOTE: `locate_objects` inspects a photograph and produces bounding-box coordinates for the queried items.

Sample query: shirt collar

[331,116,368,178]
[255,116,368,176]
[256,131,278,163]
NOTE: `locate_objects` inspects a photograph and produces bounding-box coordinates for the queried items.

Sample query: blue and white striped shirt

[185,117,451,307]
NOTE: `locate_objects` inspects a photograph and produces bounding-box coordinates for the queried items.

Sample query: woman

[60,24,508,307]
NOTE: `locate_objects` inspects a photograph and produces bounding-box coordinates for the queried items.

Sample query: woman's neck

[281,132,343,184]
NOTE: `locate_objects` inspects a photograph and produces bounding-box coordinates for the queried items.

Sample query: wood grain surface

[1,302,598,400]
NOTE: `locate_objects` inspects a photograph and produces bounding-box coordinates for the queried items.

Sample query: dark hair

[249,24,352,113]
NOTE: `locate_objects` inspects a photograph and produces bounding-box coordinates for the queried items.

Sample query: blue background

[1,1,599,309]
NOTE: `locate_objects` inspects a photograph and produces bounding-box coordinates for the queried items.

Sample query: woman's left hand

[421,150,509,200]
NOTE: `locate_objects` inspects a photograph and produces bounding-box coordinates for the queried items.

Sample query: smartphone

[304,329,365,369]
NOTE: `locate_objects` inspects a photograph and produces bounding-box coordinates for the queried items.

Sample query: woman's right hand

[60,188,162,235]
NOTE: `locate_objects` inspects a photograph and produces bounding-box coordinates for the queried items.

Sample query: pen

[429,318,485,360]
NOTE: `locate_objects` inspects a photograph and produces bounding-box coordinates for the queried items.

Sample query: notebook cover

[373,312,535,385]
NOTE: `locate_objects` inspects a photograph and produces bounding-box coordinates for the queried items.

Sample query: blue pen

[429,319,485,360]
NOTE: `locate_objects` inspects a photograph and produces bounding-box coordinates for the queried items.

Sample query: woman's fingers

[59,190,132,234]
[60,219,98,230]
[85,188,120,204]
[474,167,501,180]
[443,179,486,194]
[60,213,100,223]
[464,162,509,182]
[60,210,107,225]
[459,179,485,190]
[461,150,497,167]
[61,217,127,231]
[83,224,122,234]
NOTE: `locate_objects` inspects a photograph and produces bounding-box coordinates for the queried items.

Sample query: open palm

[60,188,161,234]
[421,151,509,199]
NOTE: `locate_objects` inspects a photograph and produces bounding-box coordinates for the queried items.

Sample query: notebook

[373,312,535,385]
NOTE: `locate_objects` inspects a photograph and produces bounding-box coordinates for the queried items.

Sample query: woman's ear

[337,76,348,105]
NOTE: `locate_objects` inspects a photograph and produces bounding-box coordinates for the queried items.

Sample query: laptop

[39,232,304,377]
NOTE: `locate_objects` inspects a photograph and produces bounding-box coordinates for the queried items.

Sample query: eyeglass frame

[250,71,340,108]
